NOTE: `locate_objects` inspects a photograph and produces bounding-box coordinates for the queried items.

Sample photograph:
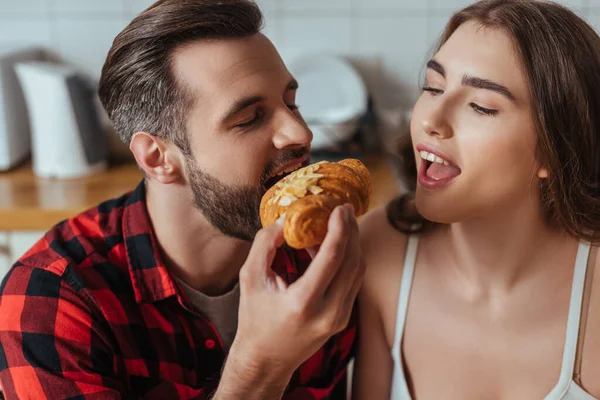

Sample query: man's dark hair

[98,0,263,154]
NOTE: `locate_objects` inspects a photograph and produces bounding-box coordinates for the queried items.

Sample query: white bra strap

[556,240,591,386]
[392,235,419,354]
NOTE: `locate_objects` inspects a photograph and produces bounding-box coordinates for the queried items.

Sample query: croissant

[260,158,372,249]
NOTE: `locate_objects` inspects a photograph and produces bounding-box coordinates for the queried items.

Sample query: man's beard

[185,149,309,241]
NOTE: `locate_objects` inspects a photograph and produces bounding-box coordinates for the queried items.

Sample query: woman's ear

[537,166,549,179]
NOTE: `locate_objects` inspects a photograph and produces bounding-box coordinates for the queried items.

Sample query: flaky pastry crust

[260,158,372,249]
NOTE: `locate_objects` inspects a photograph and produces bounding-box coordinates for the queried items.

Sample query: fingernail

[341,206,349,222]
[343,205,351,223]
[335,206,343,217]
[347,204,355,218]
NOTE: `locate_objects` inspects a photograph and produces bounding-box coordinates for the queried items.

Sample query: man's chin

[211,214,263,242]
[212,224,257,242]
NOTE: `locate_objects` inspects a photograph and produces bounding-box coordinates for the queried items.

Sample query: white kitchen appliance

[287,54,368,150]
[15,62,108,179]
[0,48,43,171]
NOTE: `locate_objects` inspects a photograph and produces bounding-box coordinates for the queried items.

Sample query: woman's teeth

[420,151,450,166]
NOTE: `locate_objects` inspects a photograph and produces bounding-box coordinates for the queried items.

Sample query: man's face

[172,34,312,241]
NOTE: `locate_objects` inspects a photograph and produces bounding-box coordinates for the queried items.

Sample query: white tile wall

[255,0,279,16]
[587,9,600,31]
[283,0,354,13]
[357,15,431,103]
[130,0,156,16]
[280,15,354,62]
[427,13,454,46]
[0,0,598,109]
[53,0,126,16]
[428,0,476,12]
[55,18,129,79]
[0,19,53,50]
[557,0,589,10]
[0,0,49,15]
[256,0,280,47]
[357,0,429,12]
[429,0,589,12]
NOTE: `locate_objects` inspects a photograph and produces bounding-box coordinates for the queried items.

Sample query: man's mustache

[261,147,310,185]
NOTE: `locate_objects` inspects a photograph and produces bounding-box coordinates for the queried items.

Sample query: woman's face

[411,21,542,224]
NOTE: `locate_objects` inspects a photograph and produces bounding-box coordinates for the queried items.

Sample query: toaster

[15,62,108,179]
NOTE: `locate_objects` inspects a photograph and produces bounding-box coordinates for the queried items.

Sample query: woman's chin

[415,192,463,225]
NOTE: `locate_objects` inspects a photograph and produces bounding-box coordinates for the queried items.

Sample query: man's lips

[269,154,309,179]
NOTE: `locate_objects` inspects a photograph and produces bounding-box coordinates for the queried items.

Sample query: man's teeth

[275,164,301,177]
[420,151,450,166]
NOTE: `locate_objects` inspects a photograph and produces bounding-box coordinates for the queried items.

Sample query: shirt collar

[122,181,179,303]
[121,180,308,303]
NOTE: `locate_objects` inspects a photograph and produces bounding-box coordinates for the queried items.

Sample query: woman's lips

[416,148,461,189]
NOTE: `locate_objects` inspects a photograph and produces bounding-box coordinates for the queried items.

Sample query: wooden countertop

[0,154,401,231]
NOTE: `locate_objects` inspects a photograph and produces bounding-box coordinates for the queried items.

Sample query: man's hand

[214,204,364,399]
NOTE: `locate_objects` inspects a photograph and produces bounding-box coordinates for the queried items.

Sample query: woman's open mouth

[417,148,461,189]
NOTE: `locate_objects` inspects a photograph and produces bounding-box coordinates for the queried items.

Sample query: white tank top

[391,235,597,400]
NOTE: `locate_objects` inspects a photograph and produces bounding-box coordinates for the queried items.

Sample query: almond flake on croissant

[260,158,372,249]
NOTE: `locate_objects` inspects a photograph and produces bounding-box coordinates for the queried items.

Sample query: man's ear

[130,132,184,184]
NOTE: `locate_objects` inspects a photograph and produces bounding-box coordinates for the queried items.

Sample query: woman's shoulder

[359,205,410,269]
[580,243,600,396]
[358,205,414,346]
[359,206,410,294]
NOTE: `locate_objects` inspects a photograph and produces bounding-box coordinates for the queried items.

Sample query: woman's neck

[428,198,578,298]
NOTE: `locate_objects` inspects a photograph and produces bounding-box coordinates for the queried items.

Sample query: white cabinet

[9,231,45,264]
[0,231,46,283]
[0,232,10,282]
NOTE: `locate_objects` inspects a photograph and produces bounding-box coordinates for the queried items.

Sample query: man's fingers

[291,205,351,298]
[306,245,320,259]
[320,221,365,333]
[239,223,285,288]
[323,209,363,303]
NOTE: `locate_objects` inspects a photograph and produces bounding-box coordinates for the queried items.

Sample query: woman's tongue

[426,162,461,181]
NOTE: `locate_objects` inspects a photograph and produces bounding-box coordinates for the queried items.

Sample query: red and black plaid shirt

[0,181,356,399]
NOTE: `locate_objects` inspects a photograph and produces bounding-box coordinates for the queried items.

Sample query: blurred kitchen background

[0,0,598,278]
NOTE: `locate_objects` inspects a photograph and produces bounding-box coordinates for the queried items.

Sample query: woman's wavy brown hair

[388,0,600,241]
